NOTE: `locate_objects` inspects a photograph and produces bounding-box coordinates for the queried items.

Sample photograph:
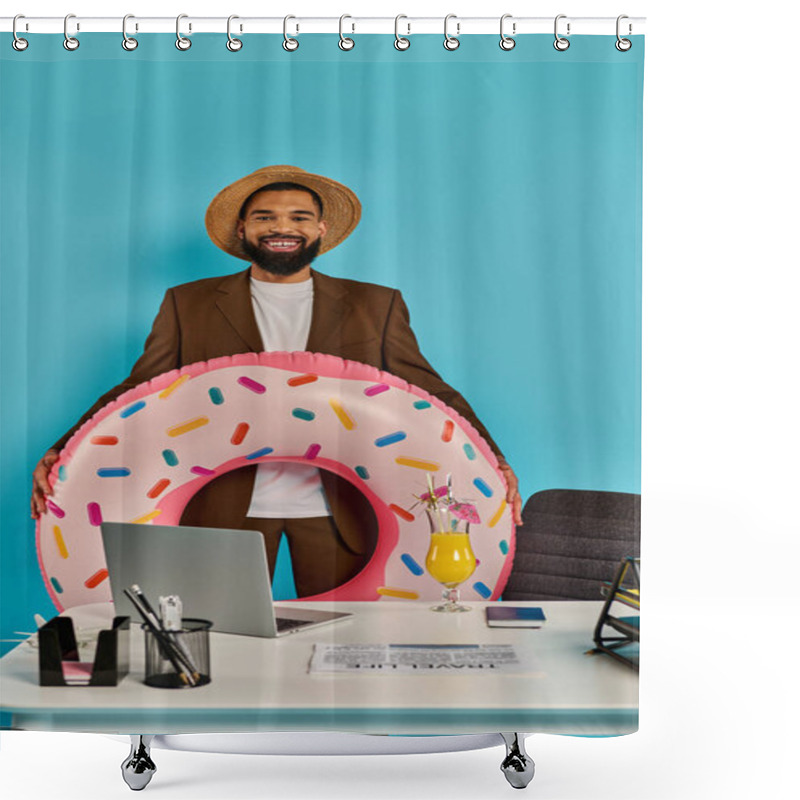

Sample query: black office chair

[503,489,640,601]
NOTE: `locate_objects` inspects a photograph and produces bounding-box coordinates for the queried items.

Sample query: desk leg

[121,735,157,791]
[500,733,535,789]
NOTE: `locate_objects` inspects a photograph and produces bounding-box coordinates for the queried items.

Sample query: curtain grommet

[394,15,410,50]
[443,14,460,51]
[283,15,299,51]
[12,15,29,51]
[122,15,138,51]
[499,14,516,51]
[63,14,80,51]
[175,14,192,51]
[226,15,243,51]
[553,14,570,51]
[338,15,355,51]
[615,15,632,51]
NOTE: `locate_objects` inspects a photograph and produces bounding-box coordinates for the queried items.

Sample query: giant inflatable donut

[36,352,515,610]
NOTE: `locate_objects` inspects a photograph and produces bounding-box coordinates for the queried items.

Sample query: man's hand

[31,449,60,519]
[497,461,523,526]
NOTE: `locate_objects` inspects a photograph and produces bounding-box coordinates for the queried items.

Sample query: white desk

[0,601,637,736]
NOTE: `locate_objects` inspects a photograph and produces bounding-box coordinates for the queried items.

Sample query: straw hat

[205,165,362,260]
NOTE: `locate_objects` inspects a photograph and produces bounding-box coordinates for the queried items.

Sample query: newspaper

[309,644,522,674]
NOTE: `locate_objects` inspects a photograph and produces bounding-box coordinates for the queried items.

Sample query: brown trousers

[241,516,368,598]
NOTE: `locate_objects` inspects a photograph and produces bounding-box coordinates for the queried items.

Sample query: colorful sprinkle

[463,443,476,461]
[305,443,322,459]
[159,374,190,399]
[47,501,65,519]
[377,587,419,600]
[499,539,510,555]
[208,387,225,405]
[231,422,250,445]
[442,420,455,442]
[246,446,274,460]
[355,466,370,480]
[292,408,316,421]
[147,479,171,499]
[375,431,407,447]
[87,502,103,526]
[58,465,68,482]
[329,399,356,430]
[53,526,68,559]
[473,478,494,498]
[130,509,162,524]
[96,468,131,478]
[488,500,507,528]
[84,569,109,589]
[288,374,318,387]
[120,400,146,418]
[401,554,424,576]
[473,581,492,599]
[91,436,118,446]
[50,577,63,594]
[364,383,390,397]
[167,416,209,437]
[238,376,266,394]
[162,449,179,467]
[395,457,441,471]
[413,400,432,410]
[190,466,216,476]
[389,504,415,522]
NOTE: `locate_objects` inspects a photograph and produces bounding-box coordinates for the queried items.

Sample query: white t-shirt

[246,277,331,518]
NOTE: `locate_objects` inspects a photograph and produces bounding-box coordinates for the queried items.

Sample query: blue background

[1,34,643,655]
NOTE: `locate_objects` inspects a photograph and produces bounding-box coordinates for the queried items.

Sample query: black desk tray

[38,615,130,687]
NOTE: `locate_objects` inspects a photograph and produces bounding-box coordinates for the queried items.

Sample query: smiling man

[31,165,521,596]
[238,183,327,276]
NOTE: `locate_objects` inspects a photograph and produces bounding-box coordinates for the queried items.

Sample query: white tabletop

[0,601,637,735]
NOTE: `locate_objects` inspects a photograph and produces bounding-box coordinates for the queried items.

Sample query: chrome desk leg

[500,733,535,789]
[122,735,157,791]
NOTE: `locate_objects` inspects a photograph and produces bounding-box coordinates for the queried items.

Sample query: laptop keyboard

[275,617,314,633]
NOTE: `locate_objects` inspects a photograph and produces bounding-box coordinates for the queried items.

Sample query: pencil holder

[143,618,212,688]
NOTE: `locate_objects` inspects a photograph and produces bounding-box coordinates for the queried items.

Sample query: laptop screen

[100,522,278,637]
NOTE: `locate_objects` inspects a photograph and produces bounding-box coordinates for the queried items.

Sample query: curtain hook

[394,14,410,51]
[553,14,570,51]
[122,14,138,51]
[63,13,80,51]
[176,14,192,50]
[499,14,516,51]
[443,14,460,51]
[227,15,243,51]
[615,15,632,51]
[339,14,355,51]
[12,14,29,51]
[283,15,299,51]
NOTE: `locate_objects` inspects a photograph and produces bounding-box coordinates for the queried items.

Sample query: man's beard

[241,235,322,276]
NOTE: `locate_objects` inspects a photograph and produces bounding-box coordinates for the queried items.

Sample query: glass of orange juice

[425,508,477,613]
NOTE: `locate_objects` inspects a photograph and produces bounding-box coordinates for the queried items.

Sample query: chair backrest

[502,489,640,601]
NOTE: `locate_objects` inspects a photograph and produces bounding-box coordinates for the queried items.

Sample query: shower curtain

[1,27,643,734]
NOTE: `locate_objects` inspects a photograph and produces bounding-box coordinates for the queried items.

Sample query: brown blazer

[52,268,502,554]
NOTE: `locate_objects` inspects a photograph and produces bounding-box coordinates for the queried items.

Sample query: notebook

[100,522,351,638]
[485,606,546,628]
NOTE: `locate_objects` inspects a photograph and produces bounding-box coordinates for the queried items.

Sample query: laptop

[100,522,352,638]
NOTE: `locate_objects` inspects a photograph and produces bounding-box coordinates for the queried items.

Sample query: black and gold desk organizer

[590,556,640,670]
[38,616,130,686]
